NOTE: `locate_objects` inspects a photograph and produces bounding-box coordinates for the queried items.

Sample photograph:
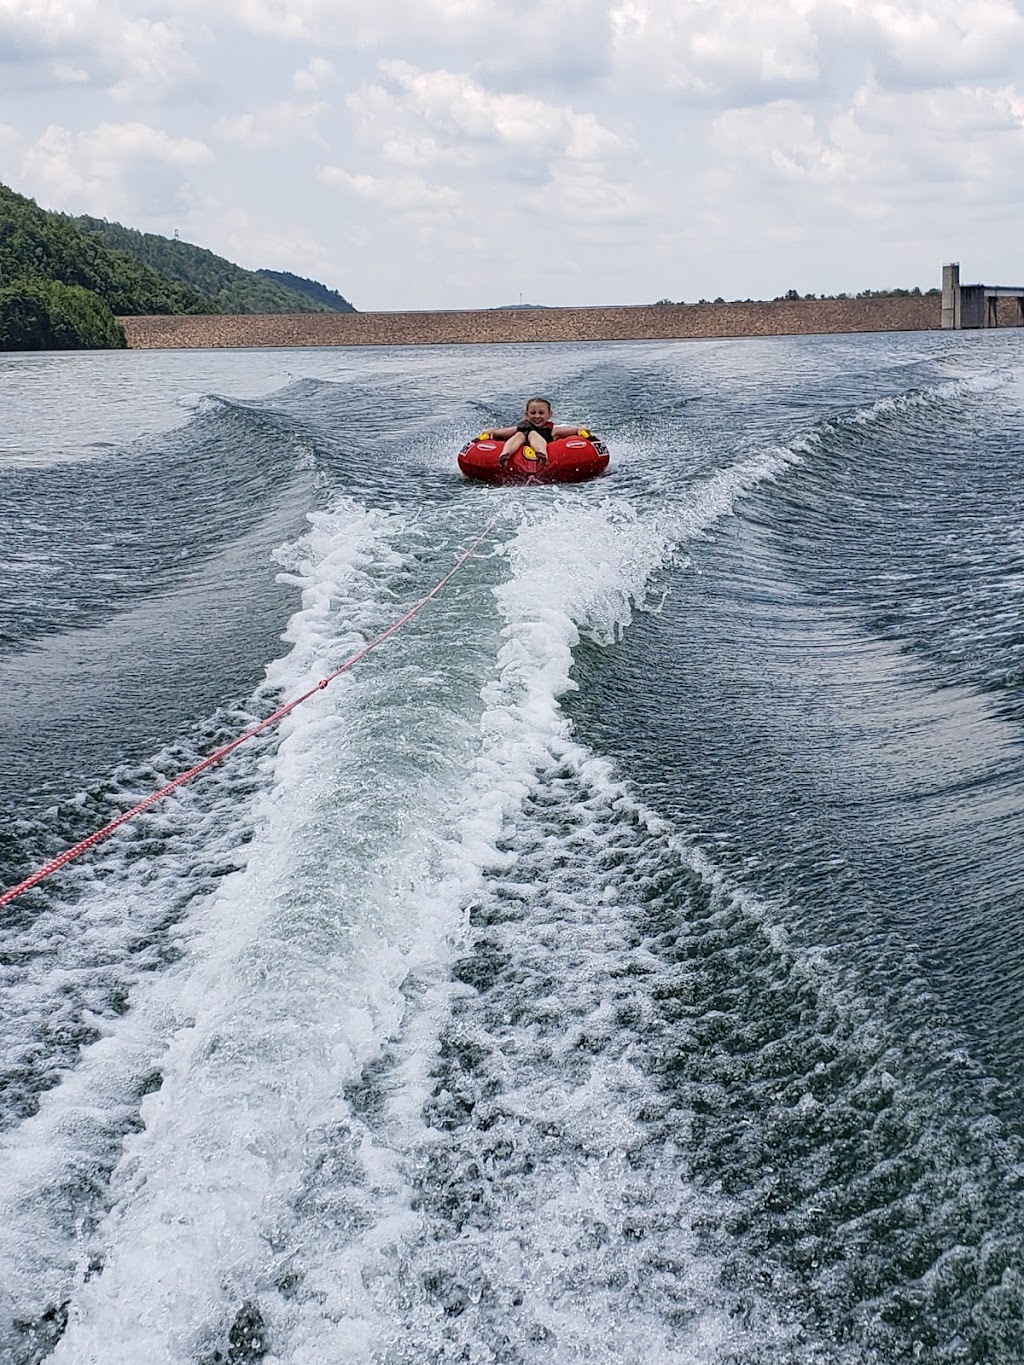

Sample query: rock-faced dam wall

[119,296,943,350]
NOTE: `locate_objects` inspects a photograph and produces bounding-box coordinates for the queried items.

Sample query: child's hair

[525,395,553,411]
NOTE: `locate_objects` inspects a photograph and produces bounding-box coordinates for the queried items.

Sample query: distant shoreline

[119,296,947,349]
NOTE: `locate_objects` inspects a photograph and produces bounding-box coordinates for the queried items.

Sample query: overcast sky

[2,0,1023,310]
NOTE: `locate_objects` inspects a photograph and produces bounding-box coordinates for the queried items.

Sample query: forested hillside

[0,183,214,349]
[256,269,355,312]
[0,182,358,350]
[73,217,355,315]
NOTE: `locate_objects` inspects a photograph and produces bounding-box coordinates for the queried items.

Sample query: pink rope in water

[0,516,500,910]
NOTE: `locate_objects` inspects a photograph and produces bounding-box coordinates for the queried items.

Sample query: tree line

[0,182,355,351]
[71,217,355,316]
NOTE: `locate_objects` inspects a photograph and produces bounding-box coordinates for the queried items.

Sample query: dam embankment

[119,295,943,349]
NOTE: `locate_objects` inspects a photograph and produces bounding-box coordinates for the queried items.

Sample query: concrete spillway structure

[942,262,1024,329]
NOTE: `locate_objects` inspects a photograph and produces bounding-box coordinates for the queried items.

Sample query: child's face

[525,400,552,423]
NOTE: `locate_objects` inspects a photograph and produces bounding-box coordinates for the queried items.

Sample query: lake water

[2,331,1024,1364]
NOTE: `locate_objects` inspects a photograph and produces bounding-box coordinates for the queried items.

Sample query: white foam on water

[251,497,773,1363]
[7,465,804,1363]
[0,496,430,1363]
[0,739,285,1365]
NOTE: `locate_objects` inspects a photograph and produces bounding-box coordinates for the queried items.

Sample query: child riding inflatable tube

[458,431,610,484]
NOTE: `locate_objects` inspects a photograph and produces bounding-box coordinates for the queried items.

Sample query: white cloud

[853,0,1024,86]
[841,82,1024,197]
[20,121,212,218]
[699,77,1024,273]
[610,0,822,100]
[2,0,1024,307]
[105,16,199,99]
[292,56,335,92]
[187,0,313,41]
[167,0,617,83]
[318,164,462,215]
[214,100,329,149]
[710,100,837,184]
[547,162,650,222]
[50,61,89,85]
[0,1,198,96]
[205,207,336,273]
[379,133,447,168]
[171,0,573,47]
[711,82,1024,197]
[609,0,1024,103]
[349,60,630,166]
[327,60,640,259]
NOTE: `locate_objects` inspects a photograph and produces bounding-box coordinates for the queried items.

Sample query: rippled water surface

[1,332,1023,1364]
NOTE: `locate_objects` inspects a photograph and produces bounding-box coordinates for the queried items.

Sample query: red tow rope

[0,517,499,911]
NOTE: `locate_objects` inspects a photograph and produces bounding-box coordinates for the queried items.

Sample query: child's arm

[551,423,593,437]
[481,424,517,438]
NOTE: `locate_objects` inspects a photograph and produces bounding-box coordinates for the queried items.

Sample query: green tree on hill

[256,268,355,312]
[72,217,355,314]
[0,181,220,348]
[0,181,359,350]
[0,280,125,350]
[0,184,213,316]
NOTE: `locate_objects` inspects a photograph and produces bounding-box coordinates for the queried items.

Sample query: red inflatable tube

[458,434,610,484]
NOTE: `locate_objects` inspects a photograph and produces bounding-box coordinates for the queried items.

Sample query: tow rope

[0,516,500,911]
